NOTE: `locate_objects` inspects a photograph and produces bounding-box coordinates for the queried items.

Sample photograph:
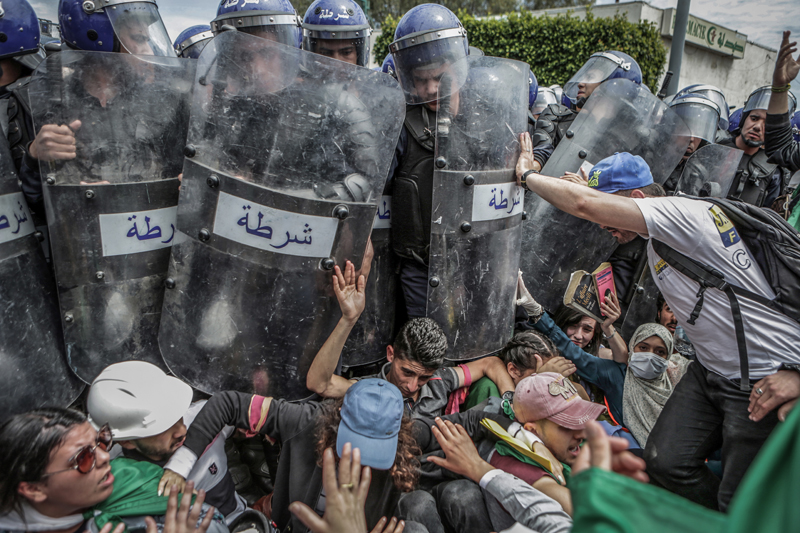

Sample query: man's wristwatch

[520,169,538,190]
[502,390,515,402]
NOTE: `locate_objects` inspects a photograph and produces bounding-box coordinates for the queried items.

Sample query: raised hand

[333,260,367,324]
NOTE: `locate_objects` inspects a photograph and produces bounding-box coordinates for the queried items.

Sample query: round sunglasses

[41,423,114,477]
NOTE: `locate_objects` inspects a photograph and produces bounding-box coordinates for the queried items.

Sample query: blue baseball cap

[337,379,404,470]
[587,152,653,193]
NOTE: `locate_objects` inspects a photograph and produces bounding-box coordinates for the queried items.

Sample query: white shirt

[634,196,800,379]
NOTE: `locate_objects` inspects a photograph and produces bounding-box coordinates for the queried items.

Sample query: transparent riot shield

[428,56,529,361]
[0,136,83,422]
[520,79,691,312]
[29,52,196,383]
[674,144,743,197]
[159,31,405,399]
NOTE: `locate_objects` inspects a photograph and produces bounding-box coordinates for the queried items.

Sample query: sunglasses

[42,423,113,477]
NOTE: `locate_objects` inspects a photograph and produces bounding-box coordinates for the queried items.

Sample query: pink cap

[513,373,606,430]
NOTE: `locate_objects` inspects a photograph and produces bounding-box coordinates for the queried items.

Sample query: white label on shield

[99,206,178,257]
[373,195,391,229]
[471,183,524,222]
[0,192,35,245]
[213,191,338,258]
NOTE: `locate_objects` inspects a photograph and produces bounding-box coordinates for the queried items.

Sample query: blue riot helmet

[563,51,642,109]
[174,24,213,59]
[59,0,174,56]
[389,3,468,105]
[668,94,721,145]
[728,107,742,133]
[743,86,797,116]
[792,110,800,143]
[528,70,539,109]
[531,87,558,118]
[676,84,730,130]
[381,53,396,79]
[302,0,371,67]
[212,0,301,48]
[0,0,45,71]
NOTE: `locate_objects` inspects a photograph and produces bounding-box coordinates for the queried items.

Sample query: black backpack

[651,196,800,390]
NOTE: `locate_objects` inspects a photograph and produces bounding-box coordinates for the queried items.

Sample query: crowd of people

[2,0,800,532]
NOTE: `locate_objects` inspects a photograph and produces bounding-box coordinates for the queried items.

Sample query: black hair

[553,304,602,356]
[500,331,557,370]
[617,182,666,198]
[0,408,88,517]
[393,318,448,370]
[655,291,667,322]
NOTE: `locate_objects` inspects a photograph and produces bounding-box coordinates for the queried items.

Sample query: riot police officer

[174,25,214,59]
[531,86,558,120]
[533,51,642,149]
[211,0,301,45]
[663,92,722,194]
[302,0,371,67]
[719,86,797,207]
[1,0,48,218]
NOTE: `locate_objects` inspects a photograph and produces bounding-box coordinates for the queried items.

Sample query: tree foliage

[373,10,667,92]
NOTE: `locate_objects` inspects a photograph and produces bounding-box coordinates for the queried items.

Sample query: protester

[306,260,516,417]
[0,408,226,533]
[87,362,247,523]
[515,143,800,510]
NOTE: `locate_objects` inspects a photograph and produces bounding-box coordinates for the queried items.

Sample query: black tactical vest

[391,105,435,264]
[721,139,778,207]
[532,103,576,148]
[3,77,36,174]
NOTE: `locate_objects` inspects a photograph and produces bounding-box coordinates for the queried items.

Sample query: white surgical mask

[628,352,668,380]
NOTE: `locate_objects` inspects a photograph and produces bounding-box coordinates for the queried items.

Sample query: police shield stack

[0,135,84,422]
[521,79,691,312]
[29,51,195,382]
[675,144,744,197]
[427,56,529,360]
[158,31,405,399]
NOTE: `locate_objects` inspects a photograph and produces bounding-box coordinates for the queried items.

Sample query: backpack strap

[651,240,768,391]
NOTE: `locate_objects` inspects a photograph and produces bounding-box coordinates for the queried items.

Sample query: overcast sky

[31,0,800,98]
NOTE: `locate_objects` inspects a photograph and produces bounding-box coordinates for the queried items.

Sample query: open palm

[334,260,366,323]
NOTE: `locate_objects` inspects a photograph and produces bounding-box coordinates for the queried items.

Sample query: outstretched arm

[516,132,648,236]
[307,243,374,398]
[768,31,799,115]
[459,356,515,396]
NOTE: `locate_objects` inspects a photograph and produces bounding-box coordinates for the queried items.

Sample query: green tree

[374,10,667,92]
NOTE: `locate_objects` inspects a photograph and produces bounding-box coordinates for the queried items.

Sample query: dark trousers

[644,361,779,511]
[399,259,429,319]
[396,480,493,533]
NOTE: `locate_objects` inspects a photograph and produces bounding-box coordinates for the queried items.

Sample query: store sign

[661,8,746,59]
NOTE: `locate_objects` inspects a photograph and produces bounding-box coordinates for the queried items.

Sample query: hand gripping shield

[0,136,84,421]
[427,56,529,361]
[158,31,405,398]
[29,51,196,382]
[520,79,691,313]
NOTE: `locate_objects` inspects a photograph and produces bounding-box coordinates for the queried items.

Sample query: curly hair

[500,331,557,371]
[393,318,448,369]
[315,399,420,493]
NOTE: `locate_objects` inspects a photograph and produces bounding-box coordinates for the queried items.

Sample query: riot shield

[428,56,529,360]
[521,79,691,312]
[159,31,405,398]
[674,144,743,197]
[0,136,83,422]
[29,52,196,383]
[342,194,397,368]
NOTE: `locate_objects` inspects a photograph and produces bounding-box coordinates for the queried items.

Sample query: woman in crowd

[0,408,224,533]
[517,274,690,447]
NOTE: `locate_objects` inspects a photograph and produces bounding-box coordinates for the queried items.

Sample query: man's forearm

[306,317,357,395]
[523,173,647,235]
[768,90,790,115]
[483,357,516,395]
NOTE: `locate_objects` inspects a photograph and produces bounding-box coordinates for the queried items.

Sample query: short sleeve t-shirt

[634,197,800,379]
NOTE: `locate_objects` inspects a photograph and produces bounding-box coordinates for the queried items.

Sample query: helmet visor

[532,87,558,116]
[303,29,370,67]
[670,98,721,143]
[106,2,175,57]
[391,30,468,105]
[743,86,797,116]
[564,54,622,105]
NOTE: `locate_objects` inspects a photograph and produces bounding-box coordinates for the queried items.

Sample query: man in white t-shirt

[514,141,800,511]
